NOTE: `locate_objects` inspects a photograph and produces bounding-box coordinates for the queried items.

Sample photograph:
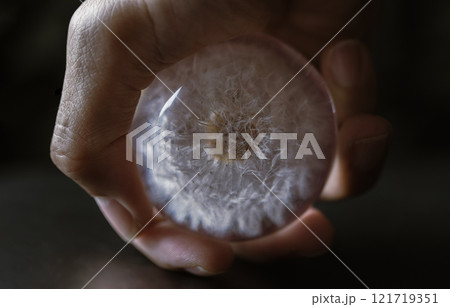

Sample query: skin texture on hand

[51,0,391,276]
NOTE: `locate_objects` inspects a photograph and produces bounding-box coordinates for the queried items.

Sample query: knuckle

[67,0,168,83]
[68,0,100,35]
[50,122,94,181]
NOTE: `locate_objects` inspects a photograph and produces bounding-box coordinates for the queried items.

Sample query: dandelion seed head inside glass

[132,34,337,240]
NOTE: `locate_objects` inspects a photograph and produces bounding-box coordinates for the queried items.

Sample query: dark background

[1,0,449,288]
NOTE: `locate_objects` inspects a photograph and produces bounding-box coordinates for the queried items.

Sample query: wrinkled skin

[51,0,391,276]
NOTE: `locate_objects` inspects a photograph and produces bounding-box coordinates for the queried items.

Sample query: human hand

[51,0,391,276]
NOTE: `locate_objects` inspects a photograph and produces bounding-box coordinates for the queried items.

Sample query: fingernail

[329,40,364,88]
[185,266,219,277]
[351,133,390,172]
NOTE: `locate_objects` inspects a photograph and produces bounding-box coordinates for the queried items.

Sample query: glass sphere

[132,34,336,241]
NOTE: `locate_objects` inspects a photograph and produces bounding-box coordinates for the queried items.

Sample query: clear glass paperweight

[131,34,336,240]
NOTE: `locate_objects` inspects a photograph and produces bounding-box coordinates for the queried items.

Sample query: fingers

[319,40,392,200]
[232,208,334,261]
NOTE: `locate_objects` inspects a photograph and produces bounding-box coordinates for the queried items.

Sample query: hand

[51,0,391,275]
